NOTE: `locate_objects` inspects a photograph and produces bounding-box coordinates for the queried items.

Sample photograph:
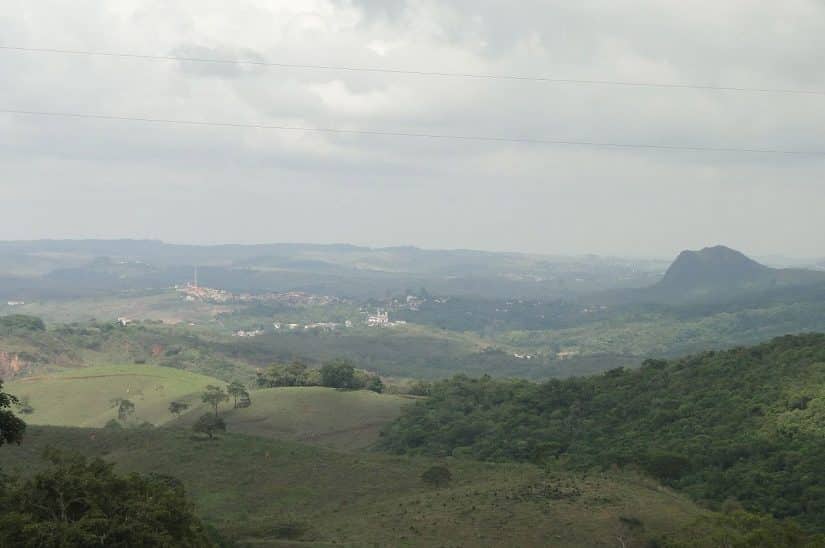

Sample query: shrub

[421,465,452,488]
[0,315,45,333]
[193,413,226,440]
[320,360,357,389]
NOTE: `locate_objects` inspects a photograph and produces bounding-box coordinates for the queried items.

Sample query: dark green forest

[380,333,825,532]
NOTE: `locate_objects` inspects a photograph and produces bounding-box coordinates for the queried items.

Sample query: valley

[3,241,825,546]
[3,426,719,547]
[5,5,824,544]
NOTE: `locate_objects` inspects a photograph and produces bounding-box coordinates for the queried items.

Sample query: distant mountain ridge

[648,245,825,302]
[658,245,771,289]
[0,239,664,300]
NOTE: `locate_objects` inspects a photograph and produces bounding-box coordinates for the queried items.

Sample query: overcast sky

[1,1,824,259]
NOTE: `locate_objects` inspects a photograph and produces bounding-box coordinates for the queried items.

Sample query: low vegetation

[2,425,781,547]
[4,364,219,428]
[173,385,409,451]
[5,364,409,450]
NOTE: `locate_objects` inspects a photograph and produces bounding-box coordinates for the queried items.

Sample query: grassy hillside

[175,386,410,450]
[381,333,825,532]
[6,367,409,450]
[5,364,219,427]
[1,426,725,547]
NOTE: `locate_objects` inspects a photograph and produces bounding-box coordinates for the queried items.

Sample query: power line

[2,108,821,156]
[2,45,824,97]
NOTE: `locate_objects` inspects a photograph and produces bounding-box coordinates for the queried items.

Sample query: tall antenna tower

[194,265,198,288]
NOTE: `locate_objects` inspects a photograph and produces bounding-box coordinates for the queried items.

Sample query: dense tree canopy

[0,314,45,334]
[0,381,25,448]
[381,334,825,532]
[0,450,213,547]
[257,360,384,392]
[256,362,320,388]
[320,360,358,389]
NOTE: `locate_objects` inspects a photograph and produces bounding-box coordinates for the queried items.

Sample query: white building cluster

[233,329,264,338]
[366,310,406,328]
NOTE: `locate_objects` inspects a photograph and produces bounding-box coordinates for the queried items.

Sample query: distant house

[367,310,390,327]
[233,329,264,338]
[305,322,340,331]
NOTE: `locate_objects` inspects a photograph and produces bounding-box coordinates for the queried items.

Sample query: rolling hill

[5,365,410,450]
[171,386,410,450]
[0,425,755,547]
[0,239,664,300]
[5,364,220,428]
[640,245,825,303]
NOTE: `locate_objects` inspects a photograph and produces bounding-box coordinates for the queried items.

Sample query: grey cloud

[170,43,269,78]
[1,0,824,258]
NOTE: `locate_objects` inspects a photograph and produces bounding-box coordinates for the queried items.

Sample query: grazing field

[3,426,714,547]
[5,364,219,427]
[6,366,410,449]
[175,386,412,450]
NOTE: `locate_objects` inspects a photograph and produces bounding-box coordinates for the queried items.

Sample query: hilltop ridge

[618,245,825,303]
[657,245,772,290]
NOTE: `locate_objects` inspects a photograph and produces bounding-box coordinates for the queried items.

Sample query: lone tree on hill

[193,413,226,440]
[111,398,136,422]
[421,465,452,488]
[0,380,25,447]
[15,396,34,415]
[201,385,229,417]
[366,376,384,394]
[227,381,250,408]
[168,401,190,418]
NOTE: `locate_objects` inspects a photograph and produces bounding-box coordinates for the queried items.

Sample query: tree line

[256,359,384,393]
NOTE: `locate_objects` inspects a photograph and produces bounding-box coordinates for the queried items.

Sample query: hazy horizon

[1,237,821,265]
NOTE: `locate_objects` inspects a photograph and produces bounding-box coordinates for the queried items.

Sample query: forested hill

[640,245,825,303]
[380,333,825,531]
[658,245,771,290]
